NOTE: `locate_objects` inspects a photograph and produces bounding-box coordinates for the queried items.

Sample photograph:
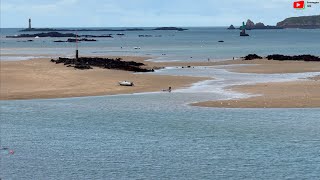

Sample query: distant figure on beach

[163,87,172,92]
[233,57,235,60]
[208,58,210,62]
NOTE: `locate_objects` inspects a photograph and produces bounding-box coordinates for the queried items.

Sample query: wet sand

[193,59,320,108]
[0,57,208,100]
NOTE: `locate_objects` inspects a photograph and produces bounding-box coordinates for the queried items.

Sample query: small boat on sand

[119,81,134,86]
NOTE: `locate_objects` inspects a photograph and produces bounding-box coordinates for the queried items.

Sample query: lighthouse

[29,18,32,29]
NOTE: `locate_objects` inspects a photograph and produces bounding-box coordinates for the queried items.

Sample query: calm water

[1,27,320,61]
[1,27,320,179]
[1,94,320,179]
[1,67,320,179]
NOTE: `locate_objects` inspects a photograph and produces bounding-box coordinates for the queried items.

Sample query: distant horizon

[1,0,319,28]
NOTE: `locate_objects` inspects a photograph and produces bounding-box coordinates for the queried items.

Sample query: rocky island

[227,25,236,29]
[6,32,114,38]
[153,27,188,31]
[20,28,145,32]
[241,19,282,30]
[276,15,320,29]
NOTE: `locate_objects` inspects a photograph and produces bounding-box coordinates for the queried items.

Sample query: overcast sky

[1,0,319,28]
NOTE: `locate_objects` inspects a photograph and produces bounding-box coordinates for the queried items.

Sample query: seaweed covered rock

[51,57,154,72]
[243,54,263,60]
[266,54,320,61]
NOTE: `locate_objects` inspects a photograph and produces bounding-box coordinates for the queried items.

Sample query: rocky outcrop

[153,27,188,31]
[66,38,97,42]
[266,54,320,61]
[243,54,262,60]
[7,32,77,38]
[51,57,155,72]
[243,54,320,61]
[20,28,145,32]
[246,19,255,29]
[255,22,265,28]
[276,15,320,29]
[7,32,114,38]
[227,25,236,29]
[240,19,282,30]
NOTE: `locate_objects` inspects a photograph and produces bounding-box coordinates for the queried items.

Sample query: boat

[134,47,141,49]
[119,81,134,86]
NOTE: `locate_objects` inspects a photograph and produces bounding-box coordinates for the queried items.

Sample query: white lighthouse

[28,18,32,29]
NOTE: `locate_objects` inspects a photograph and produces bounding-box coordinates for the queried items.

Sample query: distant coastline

[19,27,188,32]
[228,15,320,30]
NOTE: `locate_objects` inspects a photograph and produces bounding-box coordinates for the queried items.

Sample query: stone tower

[29,18,32,29]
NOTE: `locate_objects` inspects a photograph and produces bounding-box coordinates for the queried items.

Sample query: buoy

[9,150,14,155]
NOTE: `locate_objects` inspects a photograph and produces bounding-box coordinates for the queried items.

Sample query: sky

[1,0,319,28]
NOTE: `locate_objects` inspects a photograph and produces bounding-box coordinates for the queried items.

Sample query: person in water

[168,87,172,92]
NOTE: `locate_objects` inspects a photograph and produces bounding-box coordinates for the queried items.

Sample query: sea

[1,27,320,179]
[1,27,320,61]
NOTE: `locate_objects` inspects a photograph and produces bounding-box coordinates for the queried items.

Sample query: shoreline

[192,77,320,108]
[1,56,320,108]
[192,59,320,108]
[0,56,210,100]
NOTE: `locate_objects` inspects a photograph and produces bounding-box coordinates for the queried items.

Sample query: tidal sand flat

[192,60,320,108]
[0,57,208,100]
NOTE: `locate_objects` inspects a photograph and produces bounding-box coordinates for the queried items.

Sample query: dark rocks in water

[139,35,152,37]
[51,57,154,72]
[20,28,145,32]
[54,38,97,43]
[240,31,249,36]
[243,54,262,60]
[81,35,113,38]
[218,40,224,42]
[227,25,236,30]
[27,39,34,42]
[266,54,320,61]
[7,32,77,38]
[153,27,188,31]
[67,38,97,42]
[117,33,125,36]
[53,40,65,43]
[7,32,113,38]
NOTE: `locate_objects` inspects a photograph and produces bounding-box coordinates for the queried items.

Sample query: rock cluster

[51,57,155,72]
[243,54,263,60]
[243,54,320,61]
[266,54,320,61]
[153,27,188,31]
[7,32,114,38]
[227,25,236,29]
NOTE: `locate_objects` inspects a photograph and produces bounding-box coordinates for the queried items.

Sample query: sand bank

[0,57,207,100]
[192,59,320,108]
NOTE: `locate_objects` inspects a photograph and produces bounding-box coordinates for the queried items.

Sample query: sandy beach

[193,59,320,108]
[1,56,320,108]
[0,57,208,100]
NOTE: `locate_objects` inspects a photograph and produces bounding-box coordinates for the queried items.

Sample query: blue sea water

[1,27,320,61]
[1,27,320,179]
[1,94,320,179]
[1,66,320,179]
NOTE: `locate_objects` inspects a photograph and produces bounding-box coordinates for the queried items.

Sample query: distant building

[29,18,32,29]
